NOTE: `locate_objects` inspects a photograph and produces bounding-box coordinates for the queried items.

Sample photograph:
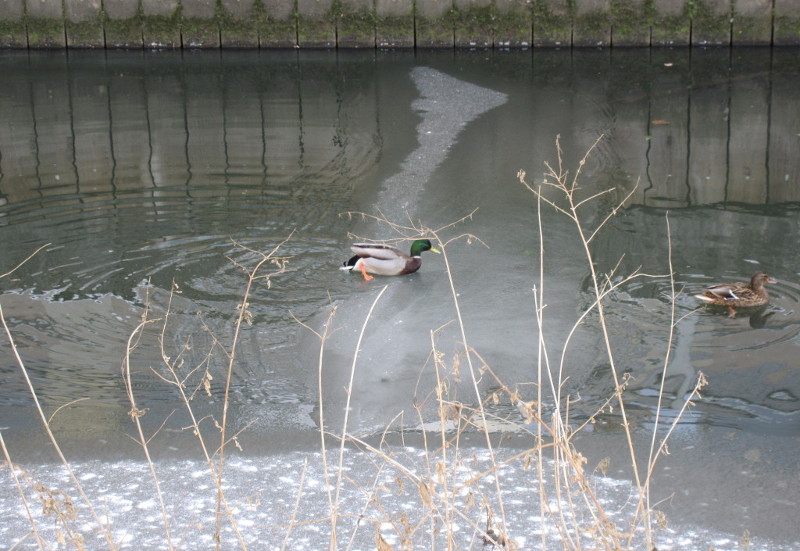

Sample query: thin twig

[0,243,51,279]
[331,285,388,549]
[123,316,175,550]
[291,301,338,547]
[215,232,294,549]
[1,303,119,550]
[0,433,48,550]
[280,457,309,551]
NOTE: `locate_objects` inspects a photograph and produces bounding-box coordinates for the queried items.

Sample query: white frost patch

[0,451,795,551]
[117,532,135,545]
[375,67,507,216]
[136,498,158,510]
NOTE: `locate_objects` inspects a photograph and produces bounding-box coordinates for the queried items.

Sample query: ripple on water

[0,291,147,407]
[0,176,358,416]
[574,273,800,434]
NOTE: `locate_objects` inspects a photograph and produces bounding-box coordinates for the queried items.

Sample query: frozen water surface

[2,50,800,549]
[1,447,794,550]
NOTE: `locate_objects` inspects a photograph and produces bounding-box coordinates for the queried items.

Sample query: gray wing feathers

[350,243,405,261]
[707,285,739,299]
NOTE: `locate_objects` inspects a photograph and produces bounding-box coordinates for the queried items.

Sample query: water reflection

[586,205,800,434]
[1,49,799,218]
[1,48,799,440]
[0,50,376,301]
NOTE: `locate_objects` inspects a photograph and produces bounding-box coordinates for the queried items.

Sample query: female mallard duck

[341,239,440,280]
[695,272,776,317]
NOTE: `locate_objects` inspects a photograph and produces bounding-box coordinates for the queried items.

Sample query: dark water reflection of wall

[1,48,798,213]
[0,50,381,201]
[0,49,383,299]
[569,47,800,207]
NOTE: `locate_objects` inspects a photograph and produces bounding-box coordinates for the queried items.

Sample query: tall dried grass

[0,139,706,550]
[302,136,706,550]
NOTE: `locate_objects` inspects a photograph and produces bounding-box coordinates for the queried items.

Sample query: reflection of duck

[695,272,776,317]
[341,239,440,281]
[748,307,775,329]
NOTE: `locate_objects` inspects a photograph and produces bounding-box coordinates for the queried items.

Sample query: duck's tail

[340,255,359,270]
[694,294,714,303]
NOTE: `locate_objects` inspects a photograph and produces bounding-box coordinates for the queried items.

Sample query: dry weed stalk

[215,236,292,547]
[122,309,175,550]
[0,141,705,550]
[290,303,340,547]
[122,235,292,551]
[518,135,706,549]
[321,212,515,549]
[1,433,48,549]
[2,244,119,550]
[312,136,705,551]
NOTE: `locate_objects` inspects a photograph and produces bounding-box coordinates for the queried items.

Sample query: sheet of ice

[1,446,795,550]
[374,66,508,218]
[317,67,510,437]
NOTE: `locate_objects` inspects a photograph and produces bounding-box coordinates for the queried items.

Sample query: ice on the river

[1,446,792,550]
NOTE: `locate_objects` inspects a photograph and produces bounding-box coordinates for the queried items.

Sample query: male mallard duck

[341,239,440,281]
[695,272,776,317]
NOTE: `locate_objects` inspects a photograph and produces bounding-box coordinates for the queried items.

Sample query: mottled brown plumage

[695,272,776,317]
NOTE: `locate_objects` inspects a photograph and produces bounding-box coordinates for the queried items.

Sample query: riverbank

[0,0,798,49]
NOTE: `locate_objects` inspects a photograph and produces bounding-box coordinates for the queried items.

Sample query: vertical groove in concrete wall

[0,0,798,49]
[261,0,299,48]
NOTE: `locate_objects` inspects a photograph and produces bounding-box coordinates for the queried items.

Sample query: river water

[1,48,799,549]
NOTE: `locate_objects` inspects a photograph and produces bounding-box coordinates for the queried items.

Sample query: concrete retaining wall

[0,0,798,48]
